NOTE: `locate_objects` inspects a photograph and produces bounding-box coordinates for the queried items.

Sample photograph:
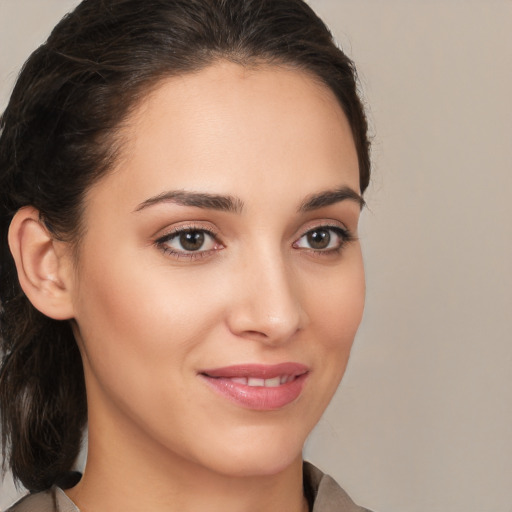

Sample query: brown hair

[0,0,370,492]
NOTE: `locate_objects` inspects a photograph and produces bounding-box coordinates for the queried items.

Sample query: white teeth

[264,377,281,388]
[231,376,291,387]
[247,377,265,387]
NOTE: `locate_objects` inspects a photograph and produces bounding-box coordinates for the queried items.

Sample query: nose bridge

[227,243,306,343]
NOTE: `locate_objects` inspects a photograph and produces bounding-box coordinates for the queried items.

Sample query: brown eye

[158,228,218,255]
[294,226,350,252]
[306,229,331,250]
[179,230,205,251]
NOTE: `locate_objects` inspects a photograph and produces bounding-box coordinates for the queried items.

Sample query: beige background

[1,1,511,511]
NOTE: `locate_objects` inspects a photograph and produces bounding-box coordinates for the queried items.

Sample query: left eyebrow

[133,190,244,213]
[298,186,365,212]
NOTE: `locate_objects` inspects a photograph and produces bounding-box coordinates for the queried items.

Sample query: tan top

[6,462,373,512]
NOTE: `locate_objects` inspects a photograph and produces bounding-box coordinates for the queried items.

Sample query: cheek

[307,252,365,344]
[290,252,365,434]
[77,239,205,328]
[303,249,365,392]
[71,253,231,448]
[71,248,224,392]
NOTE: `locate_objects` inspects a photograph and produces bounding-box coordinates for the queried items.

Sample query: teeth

[264,377,281,388]
[247,377,265,387]
[231,376,292,387]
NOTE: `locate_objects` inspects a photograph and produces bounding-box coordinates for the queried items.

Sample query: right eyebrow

[133,190,244,214]
[298,186,366,212]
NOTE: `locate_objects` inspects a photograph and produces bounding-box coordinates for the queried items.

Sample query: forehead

[86,61,359,212]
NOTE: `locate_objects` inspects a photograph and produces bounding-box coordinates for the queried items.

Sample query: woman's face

[68,62,365,477]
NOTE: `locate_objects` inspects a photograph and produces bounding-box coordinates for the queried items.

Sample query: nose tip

[228,299,306,345]
[226,263,308,345]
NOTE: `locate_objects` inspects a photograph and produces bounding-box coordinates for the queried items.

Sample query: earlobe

[8,206,75,320]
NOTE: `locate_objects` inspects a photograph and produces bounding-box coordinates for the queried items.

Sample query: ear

[8,206,75,320]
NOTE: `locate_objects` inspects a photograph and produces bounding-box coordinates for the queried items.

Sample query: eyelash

[155,225,222,260]
[154,224,354,261]
[293,225,354,255]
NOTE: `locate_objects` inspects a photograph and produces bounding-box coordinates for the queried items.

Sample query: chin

[192,425,307,478]
[213,452,302,479]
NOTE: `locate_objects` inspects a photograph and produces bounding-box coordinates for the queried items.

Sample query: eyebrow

[134,185,364,215]
[134,190,244,213]
[298,186,365,212]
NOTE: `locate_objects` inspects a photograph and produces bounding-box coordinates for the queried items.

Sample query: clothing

[6,462,373,512]
[303,462,373,512]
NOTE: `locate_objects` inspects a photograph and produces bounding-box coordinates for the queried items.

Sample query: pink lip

[199,363,309,411]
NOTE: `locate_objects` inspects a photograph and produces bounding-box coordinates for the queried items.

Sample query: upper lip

[199,363,309,379]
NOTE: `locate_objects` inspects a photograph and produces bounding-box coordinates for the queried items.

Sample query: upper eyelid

[154,227,222,259]
[301,225,349,236]
[295,225,351,244]
[293,225,355,256]
[294,224,356,250]
[152,219,353,243]
[154,222,220,240]
[295,219,351,238]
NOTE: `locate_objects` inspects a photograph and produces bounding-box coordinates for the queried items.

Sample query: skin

[19,62,366,512]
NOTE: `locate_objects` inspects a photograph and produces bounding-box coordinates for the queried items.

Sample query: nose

[225,251,308,345]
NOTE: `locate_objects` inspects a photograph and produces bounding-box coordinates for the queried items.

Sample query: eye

[293,226,351,252]
[156,228,222,258]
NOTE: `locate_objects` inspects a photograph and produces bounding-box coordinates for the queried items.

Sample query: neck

[67,410,308,512]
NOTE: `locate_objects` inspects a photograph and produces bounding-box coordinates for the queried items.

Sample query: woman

[0,0,372,511]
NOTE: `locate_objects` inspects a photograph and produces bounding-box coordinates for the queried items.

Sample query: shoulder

[5,489,56,512]
[5,487,78,512]
[304,461,375,512]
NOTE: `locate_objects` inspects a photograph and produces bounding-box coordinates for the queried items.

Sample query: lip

[199,363,309,411]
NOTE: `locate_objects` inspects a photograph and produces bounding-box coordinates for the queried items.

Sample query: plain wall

[1,1,511,511]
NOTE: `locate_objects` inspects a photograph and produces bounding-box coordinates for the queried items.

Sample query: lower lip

[200,373,308,410]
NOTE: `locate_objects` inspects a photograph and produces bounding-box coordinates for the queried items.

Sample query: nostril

[244,330,269,339]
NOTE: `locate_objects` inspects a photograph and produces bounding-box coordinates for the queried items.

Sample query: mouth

[199,363,309,410]
[226,375,298,387]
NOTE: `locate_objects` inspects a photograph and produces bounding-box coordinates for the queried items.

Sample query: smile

[199,363,309,410]
[230,375,297,387]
